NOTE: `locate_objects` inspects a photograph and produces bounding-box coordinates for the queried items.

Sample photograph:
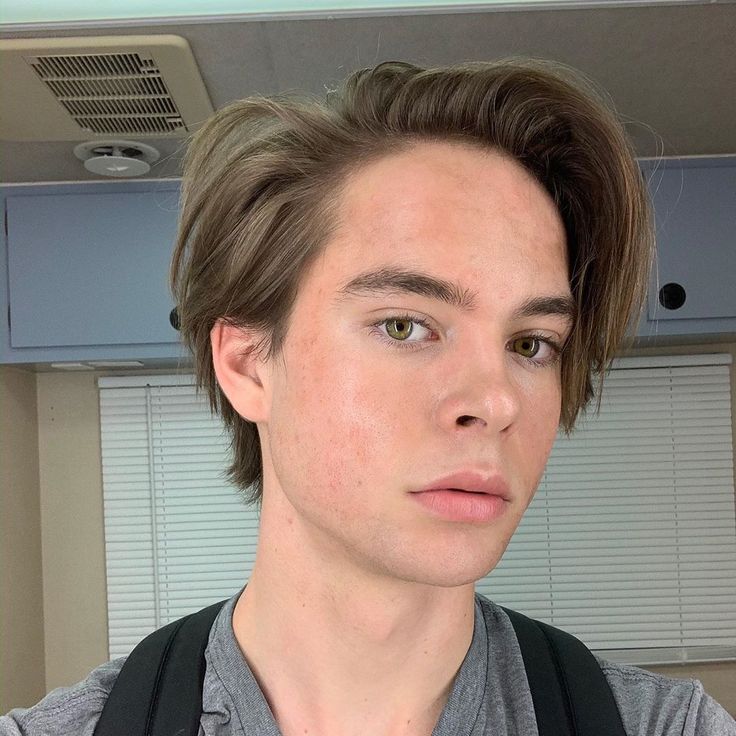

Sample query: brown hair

[171,59,654,506]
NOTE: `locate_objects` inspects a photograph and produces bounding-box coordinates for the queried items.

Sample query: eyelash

[369,313,563,368]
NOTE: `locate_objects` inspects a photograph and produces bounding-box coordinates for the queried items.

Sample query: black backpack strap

[501,607,627,736]
[94,599,228,736]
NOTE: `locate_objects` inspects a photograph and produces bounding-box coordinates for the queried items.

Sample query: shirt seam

[477,596,540,736]
[463,600,491,736]
[207,646,242,716]
[680,680,699,736]
[597,661,696,689]
[20,687,109,723]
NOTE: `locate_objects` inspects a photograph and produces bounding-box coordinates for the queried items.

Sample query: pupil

[391,319,411,339]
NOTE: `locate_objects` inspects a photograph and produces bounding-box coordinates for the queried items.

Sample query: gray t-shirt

[3,591,734,735]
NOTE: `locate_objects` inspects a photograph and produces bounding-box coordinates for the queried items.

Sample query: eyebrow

[335,266,577,325]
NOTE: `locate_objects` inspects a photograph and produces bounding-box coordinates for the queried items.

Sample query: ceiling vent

[0,36,213,141]
[30,52,184,135]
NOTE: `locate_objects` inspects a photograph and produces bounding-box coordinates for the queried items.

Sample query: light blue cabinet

[1,181,185,365]
[1,158,734,366]
[636,157,736,340]
[7,190,179,348]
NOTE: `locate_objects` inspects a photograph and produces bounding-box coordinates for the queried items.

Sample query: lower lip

[411,490,508,522]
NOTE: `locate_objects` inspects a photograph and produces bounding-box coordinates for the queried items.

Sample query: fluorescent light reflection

[0,0,702,26]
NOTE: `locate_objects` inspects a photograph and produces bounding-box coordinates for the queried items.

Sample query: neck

[232,488,477,736]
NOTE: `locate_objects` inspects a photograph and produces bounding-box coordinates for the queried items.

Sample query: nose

[434,348,521,435]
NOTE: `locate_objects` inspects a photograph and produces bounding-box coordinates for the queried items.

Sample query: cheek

[270,334,409,505]
[514,372,562,472]
[513,369,562,460]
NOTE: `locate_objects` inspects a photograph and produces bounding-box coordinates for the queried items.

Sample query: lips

[415,470,511,501]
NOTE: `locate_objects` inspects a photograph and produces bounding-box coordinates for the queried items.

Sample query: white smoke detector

[73,139,160,177]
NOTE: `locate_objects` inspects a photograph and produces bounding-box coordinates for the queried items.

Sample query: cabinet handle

[658,283,687,310]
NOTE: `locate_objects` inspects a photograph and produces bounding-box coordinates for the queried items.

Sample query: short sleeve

[597,658,736,736]
[0,658,125,736]
[688,686,736,736]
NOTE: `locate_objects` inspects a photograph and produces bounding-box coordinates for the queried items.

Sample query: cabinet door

[647,163,736,322]
[7,190,180,348]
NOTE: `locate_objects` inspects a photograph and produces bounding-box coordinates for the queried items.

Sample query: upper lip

[415,471,511,500]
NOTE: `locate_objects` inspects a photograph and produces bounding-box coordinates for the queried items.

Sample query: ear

[210,319,273,424]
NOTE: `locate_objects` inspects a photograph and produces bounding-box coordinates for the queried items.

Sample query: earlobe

[210,319,271,423]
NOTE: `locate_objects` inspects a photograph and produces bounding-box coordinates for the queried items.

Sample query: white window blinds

[98,354,736,664]
[99,377,259,658]
[478,354,736,664]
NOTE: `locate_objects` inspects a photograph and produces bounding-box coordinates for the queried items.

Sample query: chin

[396,566,497,590]
[379,548,508,590]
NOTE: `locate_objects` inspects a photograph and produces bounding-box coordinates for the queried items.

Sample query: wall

[0,367,45,711]
[12,341,736,714]
[36,371,109,691]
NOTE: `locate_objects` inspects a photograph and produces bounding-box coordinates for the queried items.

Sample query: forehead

[343,141,561,232]
[316,141,569,302]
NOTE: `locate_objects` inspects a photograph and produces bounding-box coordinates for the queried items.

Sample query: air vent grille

[44,77,169,97]
[27,52,186,135]
[31,52,154,78]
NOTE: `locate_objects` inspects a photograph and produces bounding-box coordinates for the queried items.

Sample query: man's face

[258,141,573,587]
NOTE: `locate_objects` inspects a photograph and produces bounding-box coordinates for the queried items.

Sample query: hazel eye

[385,318,415,341]
[371,314,435,351]
[512,336,541,358]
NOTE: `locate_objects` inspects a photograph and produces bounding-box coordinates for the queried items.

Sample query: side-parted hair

[170,59,654,506]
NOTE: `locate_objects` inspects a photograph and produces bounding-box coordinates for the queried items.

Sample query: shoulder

[474,596,735,736]
[0,658,125,736]
[597,657,736,736]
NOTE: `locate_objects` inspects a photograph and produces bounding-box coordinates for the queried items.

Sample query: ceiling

[2,3,735,183]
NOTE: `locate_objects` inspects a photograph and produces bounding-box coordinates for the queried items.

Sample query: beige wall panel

[0,366,45,711]
[37,371,108,691]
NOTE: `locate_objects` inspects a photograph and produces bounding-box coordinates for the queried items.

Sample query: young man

[3,60,735,735]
